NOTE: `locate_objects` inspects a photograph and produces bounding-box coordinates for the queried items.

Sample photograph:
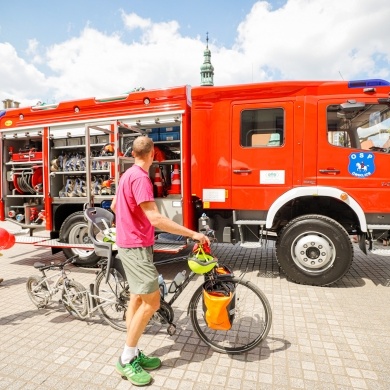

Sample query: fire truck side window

[327,103,390,151]
[240,108,284,147]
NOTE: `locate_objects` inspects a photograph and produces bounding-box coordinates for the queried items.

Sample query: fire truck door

[231,102,294,210]
[317,99,390,213]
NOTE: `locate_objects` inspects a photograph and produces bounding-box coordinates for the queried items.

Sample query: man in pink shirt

[111,136,209,386]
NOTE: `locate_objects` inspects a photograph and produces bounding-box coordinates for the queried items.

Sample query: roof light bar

[348,79,390,88]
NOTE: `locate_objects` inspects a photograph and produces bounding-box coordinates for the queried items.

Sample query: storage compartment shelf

[153,159,181,164]
[92,195,114,201]
[91,156,115,162]
[50,170,110,175]
[155,140,180,145]
[52,143,107,150]
[52,197,88,204]
[6,161,43,166]
[8,194,44,198]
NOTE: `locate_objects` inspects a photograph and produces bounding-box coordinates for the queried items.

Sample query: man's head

[132,136,154,159]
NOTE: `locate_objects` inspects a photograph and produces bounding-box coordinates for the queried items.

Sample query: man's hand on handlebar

[192,232,211,245]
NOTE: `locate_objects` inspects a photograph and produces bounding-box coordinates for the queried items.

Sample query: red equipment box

[11,152,43,162]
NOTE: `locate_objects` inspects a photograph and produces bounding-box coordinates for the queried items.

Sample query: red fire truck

[2,79,390,286]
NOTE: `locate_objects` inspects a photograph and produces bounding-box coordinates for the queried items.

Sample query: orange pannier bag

[202,280,236,331]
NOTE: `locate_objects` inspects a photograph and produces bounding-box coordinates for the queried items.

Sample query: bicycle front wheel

[189,277,272,354]
[62,280,88,318]
[94,269,128,331]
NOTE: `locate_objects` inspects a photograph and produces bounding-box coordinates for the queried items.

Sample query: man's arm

[140,201,210,244]
[110,195,117,213]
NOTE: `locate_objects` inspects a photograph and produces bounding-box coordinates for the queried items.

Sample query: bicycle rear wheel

[26,275,50,308]
[189,276,272,354]
[94,268,128,331]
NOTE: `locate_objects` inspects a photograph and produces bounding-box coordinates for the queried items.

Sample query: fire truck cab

[2,79,390,286]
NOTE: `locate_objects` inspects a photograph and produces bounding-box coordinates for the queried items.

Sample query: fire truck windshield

[327,103,390,151]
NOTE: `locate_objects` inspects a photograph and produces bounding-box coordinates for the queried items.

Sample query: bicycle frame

[70,284,124,320]
[153,257,244,330]
[162,271,197,306]
[160,265,241,306]
[63,268,126,322]
[34,269,66,301]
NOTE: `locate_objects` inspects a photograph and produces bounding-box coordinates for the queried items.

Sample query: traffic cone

[154,167,163,197]
[169,164,181,194]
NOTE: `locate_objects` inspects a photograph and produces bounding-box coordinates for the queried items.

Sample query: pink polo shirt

[115,164,155,248]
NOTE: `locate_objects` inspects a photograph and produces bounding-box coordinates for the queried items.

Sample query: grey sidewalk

[1,221,390,389]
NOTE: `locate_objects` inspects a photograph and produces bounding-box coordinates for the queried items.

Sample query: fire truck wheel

[276,214,353,286]
[59,211,100,268]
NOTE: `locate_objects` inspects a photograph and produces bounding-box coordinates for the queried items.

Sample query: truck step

[34,239,95,249]
[367,224,390,230]
[369,248,390,257]
[234,220,266,225]
[240,242,262,249]
[15,236,49,244]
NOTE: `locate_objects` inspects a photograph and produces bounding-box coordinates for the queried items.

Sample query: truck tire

[275,214,353,286]
[59,211,100,268]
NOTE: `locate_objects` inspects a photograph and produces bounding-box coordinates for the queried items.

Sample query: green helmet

[187,247,217,274]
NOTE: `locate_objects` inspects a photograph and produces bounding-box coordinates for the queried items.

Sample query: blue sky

[1,1,281,51]
[1,0,389,107]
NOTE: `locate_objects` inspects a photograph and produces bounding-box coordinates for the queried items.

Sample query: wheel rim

[67,222,93,258]
[190,278,271,354]
[95,270,128,331]
[291,232,336,274]
[28,278,48,306]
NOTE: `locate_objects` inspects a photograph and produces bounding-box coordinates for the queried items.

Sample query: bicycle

[24,206,127,332]
[26,254,129,330]
[26,255,88,317]
[86,207,272,354]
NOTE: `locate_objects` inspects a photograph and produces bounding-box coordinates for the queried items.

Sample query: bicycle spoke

[189,277,272,354]
[94,269,128,331]
[26,276,50,308]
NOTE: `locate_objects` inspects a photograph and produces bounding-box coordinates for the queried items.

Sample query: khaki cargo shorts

[118,246,159,295]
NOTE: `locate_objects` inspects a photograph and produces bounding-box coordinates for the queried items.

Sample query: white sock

[121,345,138,363]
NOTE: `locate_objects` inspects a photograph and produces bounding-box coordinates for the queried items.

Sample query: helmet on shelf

[102,143,115,156]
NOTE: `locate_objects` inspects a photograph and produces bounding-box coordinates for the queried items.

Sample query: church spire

[200,32,214,86]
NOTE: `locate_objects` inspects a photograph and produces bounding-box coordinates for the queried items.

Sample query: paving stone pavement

[1,220,390,389]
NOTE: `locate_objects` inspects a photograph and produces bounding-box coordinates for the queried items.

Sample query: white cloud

[234,0,390,81]
[43,25,205,101]
[121,11,151,31]
[26,39,44,65]
[1,0,390,107]
[0,42,49,106]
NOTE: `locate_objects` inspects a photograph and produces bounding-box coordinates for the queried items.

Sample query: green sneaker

[137,350,162,371]
[116,356,152,386]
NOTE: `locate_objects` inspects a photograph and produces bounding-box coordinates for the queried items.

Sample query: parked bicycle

[26,255,88,317]
[85,206,273,354]
[26,254,128,329]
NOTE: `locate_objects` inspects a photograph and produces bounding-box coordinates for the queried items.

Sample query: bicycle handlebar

[35,255,78,271]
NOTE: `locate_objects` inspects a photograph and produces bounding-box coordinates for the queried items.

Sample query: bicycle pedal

[167,323,176,336]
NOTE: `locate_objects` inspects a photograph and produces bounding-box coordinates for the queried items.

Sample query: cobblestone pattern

[1,221,390,389]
